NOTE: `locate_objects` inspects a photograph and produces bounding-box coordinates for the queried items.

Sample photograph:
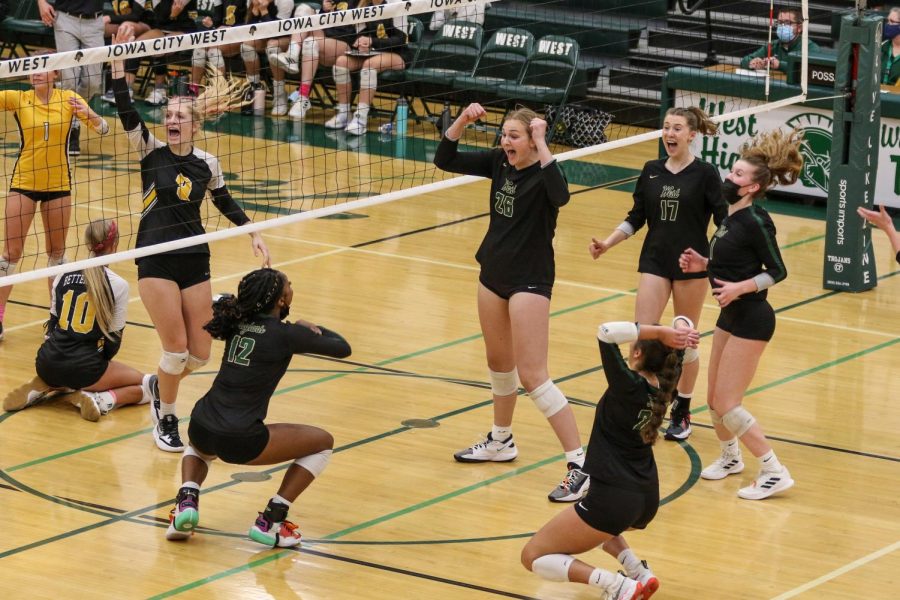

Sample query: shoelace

[281,520,299,534]
[559,468,581,490]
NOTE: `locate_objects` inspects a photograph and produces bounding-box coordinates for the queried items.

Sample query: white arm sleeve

[753,272,776,291]
[598,321,639,344]
[107,269,130,332]
[616,221,635,237]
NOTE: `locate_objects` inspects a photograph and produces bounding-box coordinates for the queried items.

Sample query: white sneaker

[288,95,311,120]
[700,452,745,480]
[324,111,349,130]
[453,432,518,463]
[100,89,117,104]
[607,574,643,600]
[738,467,795,500]
[141,374,159,407]
[271,92,289,116]
[77,391,106,422]
[154,414,186,452]
[273,52,300,74]
[145,88,168,106]
[627,560,659,599]
[344,113,367,136]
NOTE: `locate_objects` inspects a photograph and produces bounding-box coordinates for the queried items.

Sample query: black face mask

[722,179,744,205]
[279,304,291,320]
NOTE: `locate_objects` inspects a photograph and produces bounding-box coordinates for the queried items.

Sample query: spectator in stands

[240,0,295,116]
[325,0,411,135]
[882,7,900,84]
[858,204,900,264]
[740,7,819,74]
[189,0,249,93]
[428,2,485,31]
[37,0,106,154]
[276,1,360,121]
[100,1,150,104]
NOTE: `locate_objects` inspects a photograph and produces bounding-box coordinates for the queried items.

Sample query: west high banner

[823,14,879,292]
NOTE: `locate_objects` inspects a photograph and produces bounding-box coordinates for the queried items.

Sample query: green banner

[823,14,879,291]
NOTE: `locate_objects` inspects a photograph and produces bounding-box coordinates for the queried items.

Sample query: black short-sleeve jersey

[626,159,726,279]
[582,339,659,493]
[433,137,570,287]
[41,268,129,359]
[191,318,351,434]
[708,204,787,301]
[360,14,411,63]
[113,76,250,256]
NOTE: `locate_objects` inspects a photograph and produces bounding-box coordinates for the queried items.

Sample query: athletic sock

[491,424,512,441]
[159,401,177,418]
[674,392,693,414]
[565,447,585,468]
[759,449,783,473]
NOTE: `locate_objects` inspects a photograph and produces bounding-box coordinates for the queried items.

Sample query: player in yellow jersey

[0,66,109,341]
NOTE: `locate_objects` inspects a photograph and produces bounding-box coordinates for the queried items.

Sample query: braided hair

[633,339,683,445]
[204,268,285,340]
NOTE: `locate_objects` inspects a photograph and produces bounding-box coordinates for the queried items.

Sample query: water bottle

[252,86,266,117]
[379,122,393,134]
[288,89,300,104]
[395,97,409,137]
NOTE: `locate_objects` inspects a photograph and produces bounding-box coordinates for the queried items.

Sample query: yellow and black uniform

[433,137,570,299]
[623,158,727,281]
[323,0,359,43]
[36,268,129,389]
[106,0,147,26]
[1,89,94,197]
[356,12,411,66]
[708,204,787,342]
[575,336,664,536]
[112,76,251,285]
[189,318,351,463]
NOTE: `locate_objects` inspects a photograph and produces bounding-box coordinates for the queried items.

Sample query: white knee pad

[192,47,207,68]
[159,350,189,375]
[359,67,377,90]
[47,254,68,268]
[207,47,225,70]
[302,36,319,59]
[185,354,209,371]
[709,407,723,425]
[184,444,214,466]
[528,379,568,418]
[241,43,259,63]
[333,65,351,84]
[531,554,574,582]
[265,44,280,63]
[489,368,519,397]
[0,257,18,277]
[722,406,756,437]
[682,346,700,364]
[294,449,332,478]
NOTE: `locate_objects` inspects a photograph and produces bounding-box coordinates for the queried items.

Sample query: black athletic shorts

[35,343,107,389]
[137,253,211,289]
[10,188,70,202]
[639,256,707,282]
[715,299,776,342]
[574,482,659,536]
[187,419,270,464]
[479,275,552,300]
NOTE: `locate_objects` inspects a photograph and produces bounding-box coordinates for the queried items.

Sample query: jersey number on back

[227,335,256,366]
[633,408,652,432]
[57,290,97,334]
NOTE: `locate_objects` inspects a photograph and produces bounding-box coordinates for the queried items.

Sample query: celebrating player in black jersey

[858,204,900,264]
[679,128,802,500]
[164,268,351,548]
[3,220,157,421]
[522,318,697,600]
[590,106,726,442]
[111,28,270,452]
[434,103,588,503]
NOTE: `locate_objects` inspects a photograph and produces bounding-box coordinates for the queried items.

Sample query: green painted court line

[145,551,292,600]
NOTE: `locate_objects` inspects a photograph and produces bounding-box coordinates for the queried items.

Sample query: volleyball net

[0,0,816,288]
